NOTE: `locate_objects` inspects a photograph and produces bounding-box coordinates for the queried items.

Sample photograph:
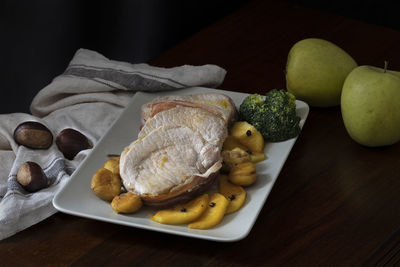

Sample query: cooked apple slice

[221,147,251,172]
[230,121,264,152]
[218,175,246,214]
[111,192,142,214]
[229,161,257,186]
[222,135,248,151]
[104,156,120,175]
[249,151,266,163]
[151,194,209,225]
[188,193,229,229]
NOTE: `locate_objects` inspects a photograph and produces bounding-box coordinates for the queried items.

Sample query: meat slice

[138,106,227,147]
[120,125,223,207]
[141,93,236,126]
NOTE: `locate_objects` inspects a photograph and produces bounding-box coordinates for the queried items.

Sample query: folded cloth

[0,49,226,240]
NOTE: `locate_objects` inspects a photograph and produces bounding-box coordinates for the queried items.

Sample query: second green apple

[341,65,400,147]
[286,38,357,107]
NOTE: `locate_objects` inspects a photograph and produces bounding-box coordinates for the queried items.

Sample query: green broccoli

[239,89,301,142]
[238,93,264,123]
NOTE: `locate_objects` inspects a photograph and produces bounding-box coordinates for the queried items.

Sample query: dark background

[1,0,399,114]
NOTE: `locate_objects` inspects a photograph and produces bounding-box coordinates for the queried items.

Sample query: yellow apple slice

[249,151,266,163]
[151,194,209,225]
[230,121,265,152]
[218,175,246,214]
[229,161,257,186]
[221,147,251,172]
[188,193,229,229]
[222,135,248,151]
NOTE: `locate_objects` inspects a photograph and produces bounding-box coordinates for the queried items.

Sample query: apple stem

[384,61,388,73]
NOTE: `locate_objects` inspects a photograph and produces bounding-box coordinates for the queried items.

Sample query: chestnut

[13,121,53,149]
[56,128,91,160]
[17,161,49,192]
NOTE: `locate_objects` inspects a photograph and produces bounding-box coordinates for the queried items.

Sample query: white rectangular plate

[53,87,309,242]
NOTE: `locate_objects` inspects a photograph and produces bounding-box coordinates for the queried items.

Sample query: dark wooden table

[2,0,400,265]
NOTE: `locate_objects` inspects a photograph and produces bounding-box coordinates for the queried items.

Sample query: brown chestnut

[56,128,91,160]
[17,162,49,192]
[13,121,53,149]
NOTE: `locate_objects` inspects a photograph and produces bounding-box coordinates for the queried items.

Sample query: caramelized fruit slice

[222,135,248,151]
[151,194,209,225]
[229,161,257,186]
[221,147,251,172]
[249,151,266,163]
[188,193,229,229]
[230,121,264,152]
[218,175,246,214]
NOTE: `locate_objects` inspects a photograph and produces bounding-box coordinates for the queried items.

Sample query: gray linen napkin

[0,49,226,240]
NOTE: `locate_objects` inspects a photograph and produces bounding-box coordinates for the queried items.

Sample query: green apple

[341,64,400,147]
[286,38,357,107]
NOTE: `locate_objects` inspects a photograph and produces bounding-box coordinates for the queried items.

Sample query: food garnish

[239,89,300,142]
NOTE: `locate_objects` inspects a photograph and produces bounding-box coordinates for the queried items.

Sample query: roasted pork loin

[120,93,236,208]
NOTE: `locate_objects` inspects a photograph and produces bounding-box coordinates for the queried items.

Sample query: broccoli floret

[239,89,301,142]
[239,93,264,122]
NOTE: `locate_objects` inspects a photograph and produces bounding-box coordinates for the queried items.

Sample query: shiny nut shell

[56,128,91,160]
[13,121,53,149]
[17,161,49,192]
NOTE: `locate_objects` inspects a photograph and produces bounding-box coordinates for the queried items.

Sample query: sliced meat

[141,93,236,126]
[121,93,234,208]
[120,125,222,207]
[138,106,227,147]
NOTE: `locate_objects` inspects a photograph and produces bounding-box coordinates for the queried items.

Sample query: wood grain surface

[2,0,400,265]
